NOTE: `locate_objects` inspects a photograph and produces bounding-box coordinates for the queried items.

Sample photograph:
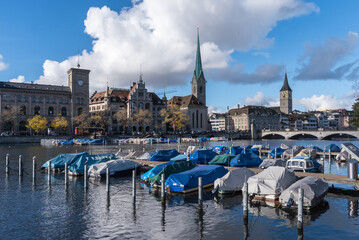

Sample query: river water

[0,139,358,239]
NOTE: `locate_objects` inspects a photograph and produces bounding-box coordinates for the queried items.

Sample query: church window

[200,113,203,128]
[192,112,195,127]
[199,86,202,94]
[196,110,199,128]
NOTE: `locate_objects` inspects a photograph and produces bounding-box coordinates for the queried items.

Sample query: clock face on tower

[77,80,83,86]
[281,92,287,99]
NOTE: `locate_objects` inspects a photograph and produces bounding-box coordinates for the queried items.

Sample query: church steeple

[191,27,206,106]
[280,72,292,114]
[194,27,203,80]
[280,72,292,91]
[162,88,167,101]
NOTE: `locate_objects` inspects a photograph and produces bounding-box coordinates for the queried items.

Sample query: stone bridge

[260,130,359,140]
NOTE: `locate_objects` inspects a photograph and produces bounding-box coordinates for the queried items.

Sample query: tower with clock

[280,72,292,114]
[68,67,90,119]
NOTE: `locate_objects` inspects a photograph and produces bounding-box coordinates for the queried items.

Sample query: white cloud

[0,54,9,71]
[296,94,352,111]
[253,51,270,58]
[9,75,25,83]
[208,105,223,114]
[296,32,359,80]
[244,91,279,107]
[35,0,318,91]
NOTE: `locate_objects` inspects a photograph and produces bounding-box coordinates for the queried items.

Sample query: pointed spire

[105,79,110,97]
[280,72,292,91]
[194,27,203,80]
[162,88,167,101]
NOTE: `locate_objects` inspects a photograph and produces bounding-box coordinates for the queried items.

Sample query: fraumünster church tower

[191,29,206,106]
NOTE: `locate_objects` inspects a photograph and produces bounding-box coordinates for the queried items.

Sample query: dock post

[161,173,165,204]
[32,156,36,185]
[297,187,303,230]
[329,149,331,162]
[18,155,23,177]
[132,170,136,200]
[64,162,68,186]
[106,168,110,193]
[48,160,51,184]
[187,152,190,161]
[198,177,203,209]
[84,162,88,189]
[243,182,248,220]
[5,154,9,174]
[274,148,277,159]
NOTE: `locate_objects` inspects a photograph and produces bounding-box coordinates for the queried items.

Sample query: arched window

[139,102,143,109]
[132,102,136,109]
[78,107,83,116]
[61,107,67,116]
[196,110,199,128]
[38,97,43,103]
[192,112,195,127]
[48,106,54,116]
[4,104,10,110]
[200,113,203,128]
[199,86,203,94]
[19,121,27,132]
[34,106,40,115]
[20,106,26,115]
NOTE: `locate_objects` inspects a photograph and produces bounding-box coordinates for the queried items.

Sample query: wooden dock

[133,159,359,188]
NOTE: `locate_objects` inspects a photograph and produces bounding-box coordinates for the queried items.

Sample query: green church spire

[194,27,203,80]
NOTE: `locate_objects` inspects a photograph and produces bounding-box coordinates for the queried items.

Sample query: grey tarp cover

[88,159,141,178]
[259,158,287,169]
[279,176,328,208]
[336,149,349,161]
[213,168,255,192]
[245,166,296,195]
[137,152,155,160]
[281,143,290,150]
[282,145,305,159]
[296,148,317,158]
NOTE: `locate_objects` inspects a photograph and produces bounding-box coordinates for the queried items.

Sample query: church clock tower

[280,73,292,114]
[191,28,206,106]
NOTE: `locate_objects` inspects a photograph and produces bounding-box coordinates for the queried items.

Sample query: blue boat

[170,154,188,161]
[42,152,91,170]
[325,144,341,152]
[226,146,243,155]
[268,147,285,158]
[165,165,228,193]
[286,156,322,173]
[68,152,116,175]
[230,152,262,168]
[312,146,324,152]
[141,161,179,181]
[212,146,229,154]
[190,149,217,164]
[149,149,180,161]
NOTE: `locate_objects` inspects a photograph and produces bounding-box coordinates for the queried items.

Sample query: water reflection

[348,199,358,218]
[161,200,166,232]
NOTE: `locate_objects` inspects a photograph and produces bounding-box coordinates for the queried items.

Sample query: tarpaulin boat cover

[42,152,91,169]
[282,145,305,159]
[165,165,228,192]
[336,149,349,161]
[170,154,188,161]
[57,140,74,145]
[186,146,199,155]
[230,152,262,168]
[246,166,296,195]
[325,144,341,152]
[149,161,197,185]
[281,143,290,150]
[312,146,323,152]
[149,149,180,161]
[212,146,229,154]
[208,154,236,166]
[226,146,243,155]
[259,158,287,169]
[88,159,141,178]
[137,152,155,160]
[296,148,317,158]
[213,168,255,193]
[279,176,328,208]
[68,152,116,174]
[141,161,177,181]
[268,147,285,158]
[190,150,217,164]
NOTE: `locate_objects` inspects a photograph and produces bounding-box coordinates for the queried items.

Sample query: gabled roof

[90,89,130,102]
[280,73,292,91]
[228,105,278,116]
[167,94,206,108]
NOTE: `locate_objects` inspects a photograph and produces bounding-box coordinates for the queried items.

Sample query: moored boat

[286,156,322,173]
[213,168,255,195]
[87,159,141,178]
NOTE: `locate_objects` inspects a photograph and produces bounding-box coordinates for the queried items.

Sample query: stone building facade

[0,68,89,133]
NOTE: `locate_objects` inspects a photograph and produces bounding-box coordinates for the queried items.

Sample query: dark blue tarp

[268,147,285,158]
[42,152,90,169]
[325,144,341,152]
[165,165,228,192]
[230,152,262,168]
[57,140,74,145]
[170,154,187,161]
[312,146,323,152]
[190,150,217,164]
[68,152,115,174]
[141,161,178,181]
[198,137,207,142]
[149,149,180,162]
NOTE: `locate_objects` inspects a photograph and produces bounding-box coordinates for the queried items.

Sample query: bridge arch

[289,133,318,140]
[322,133,357,140]
[262,133,285,139]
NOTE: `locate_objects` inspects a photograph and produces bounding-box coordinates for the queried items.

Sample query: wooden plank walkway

[133,159,359,187]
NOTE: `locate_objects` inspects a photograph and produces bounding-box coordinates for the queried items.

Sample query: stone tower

[280,72,292,114]
[191,28,206,106]
[68,68,90,116]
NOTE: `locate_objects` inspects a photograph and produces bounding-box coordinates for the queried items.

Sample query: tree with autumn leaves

[160,105,188,133]
[27,115,48,135]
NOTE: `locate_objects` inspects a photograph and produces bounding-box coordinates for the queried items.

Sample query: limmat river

[0,139,358,239]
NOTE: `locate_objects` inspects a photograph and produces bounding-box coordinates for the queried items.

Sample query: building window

[196,110,199,128]
[2,95,6,101]
[61,107,67,116]
[34,106,40,115]
[145,103,150,110]
[78,108,83,116]
[24,96,28,102]
[139,102,143,109]
[52,98,56,103]
[46,97,50,103]
[48,106,54,116]
[59,98,63,104]
[192,112,195,127]
[20,106,26,115]
[38,97,43,103]
[201,113,203,128]
[17,95,22,102]
[65,98,69,104]
[32,97,36,103]
[138,92,144,97]
[19,121,27,132]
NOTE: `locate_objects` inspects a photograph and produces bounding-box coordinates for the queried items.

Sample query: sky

[0,0,359,113]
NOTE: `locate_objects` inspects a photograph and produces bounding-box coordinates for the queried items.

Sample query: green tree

[51,115,69,134]
[160,105,188,133]
[133,109,152,133]
[349,98,359,129]
[114,109,130,134]
[27,115,48,135]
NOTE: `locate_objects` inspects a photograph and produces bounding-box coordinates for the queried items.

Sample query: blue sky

[0,0,358,113]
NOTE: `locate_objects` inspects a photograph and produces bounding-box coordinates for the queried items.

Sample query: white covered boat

[259,158,286,169]
[213,168,255,195]
[88,159,141,178]
[279,176,328,210]
[245,166,296,201]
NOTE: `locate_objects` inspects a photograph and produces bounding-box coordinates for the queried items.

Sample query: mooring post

[32,156,36,184]
[161,173,165,204]
[187,152,190,161]
[243,182,248,220]
[132,169,136,199]
[329,149,332,162]
[84,162,88,189]
[48,160,51,184]
[18,155,23,177]
[64,162,68,186]
[106,168,110,193]
[5,154,9,174]
[198,177,203,209]
[274,148,277,159]
[297,187,303,230]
